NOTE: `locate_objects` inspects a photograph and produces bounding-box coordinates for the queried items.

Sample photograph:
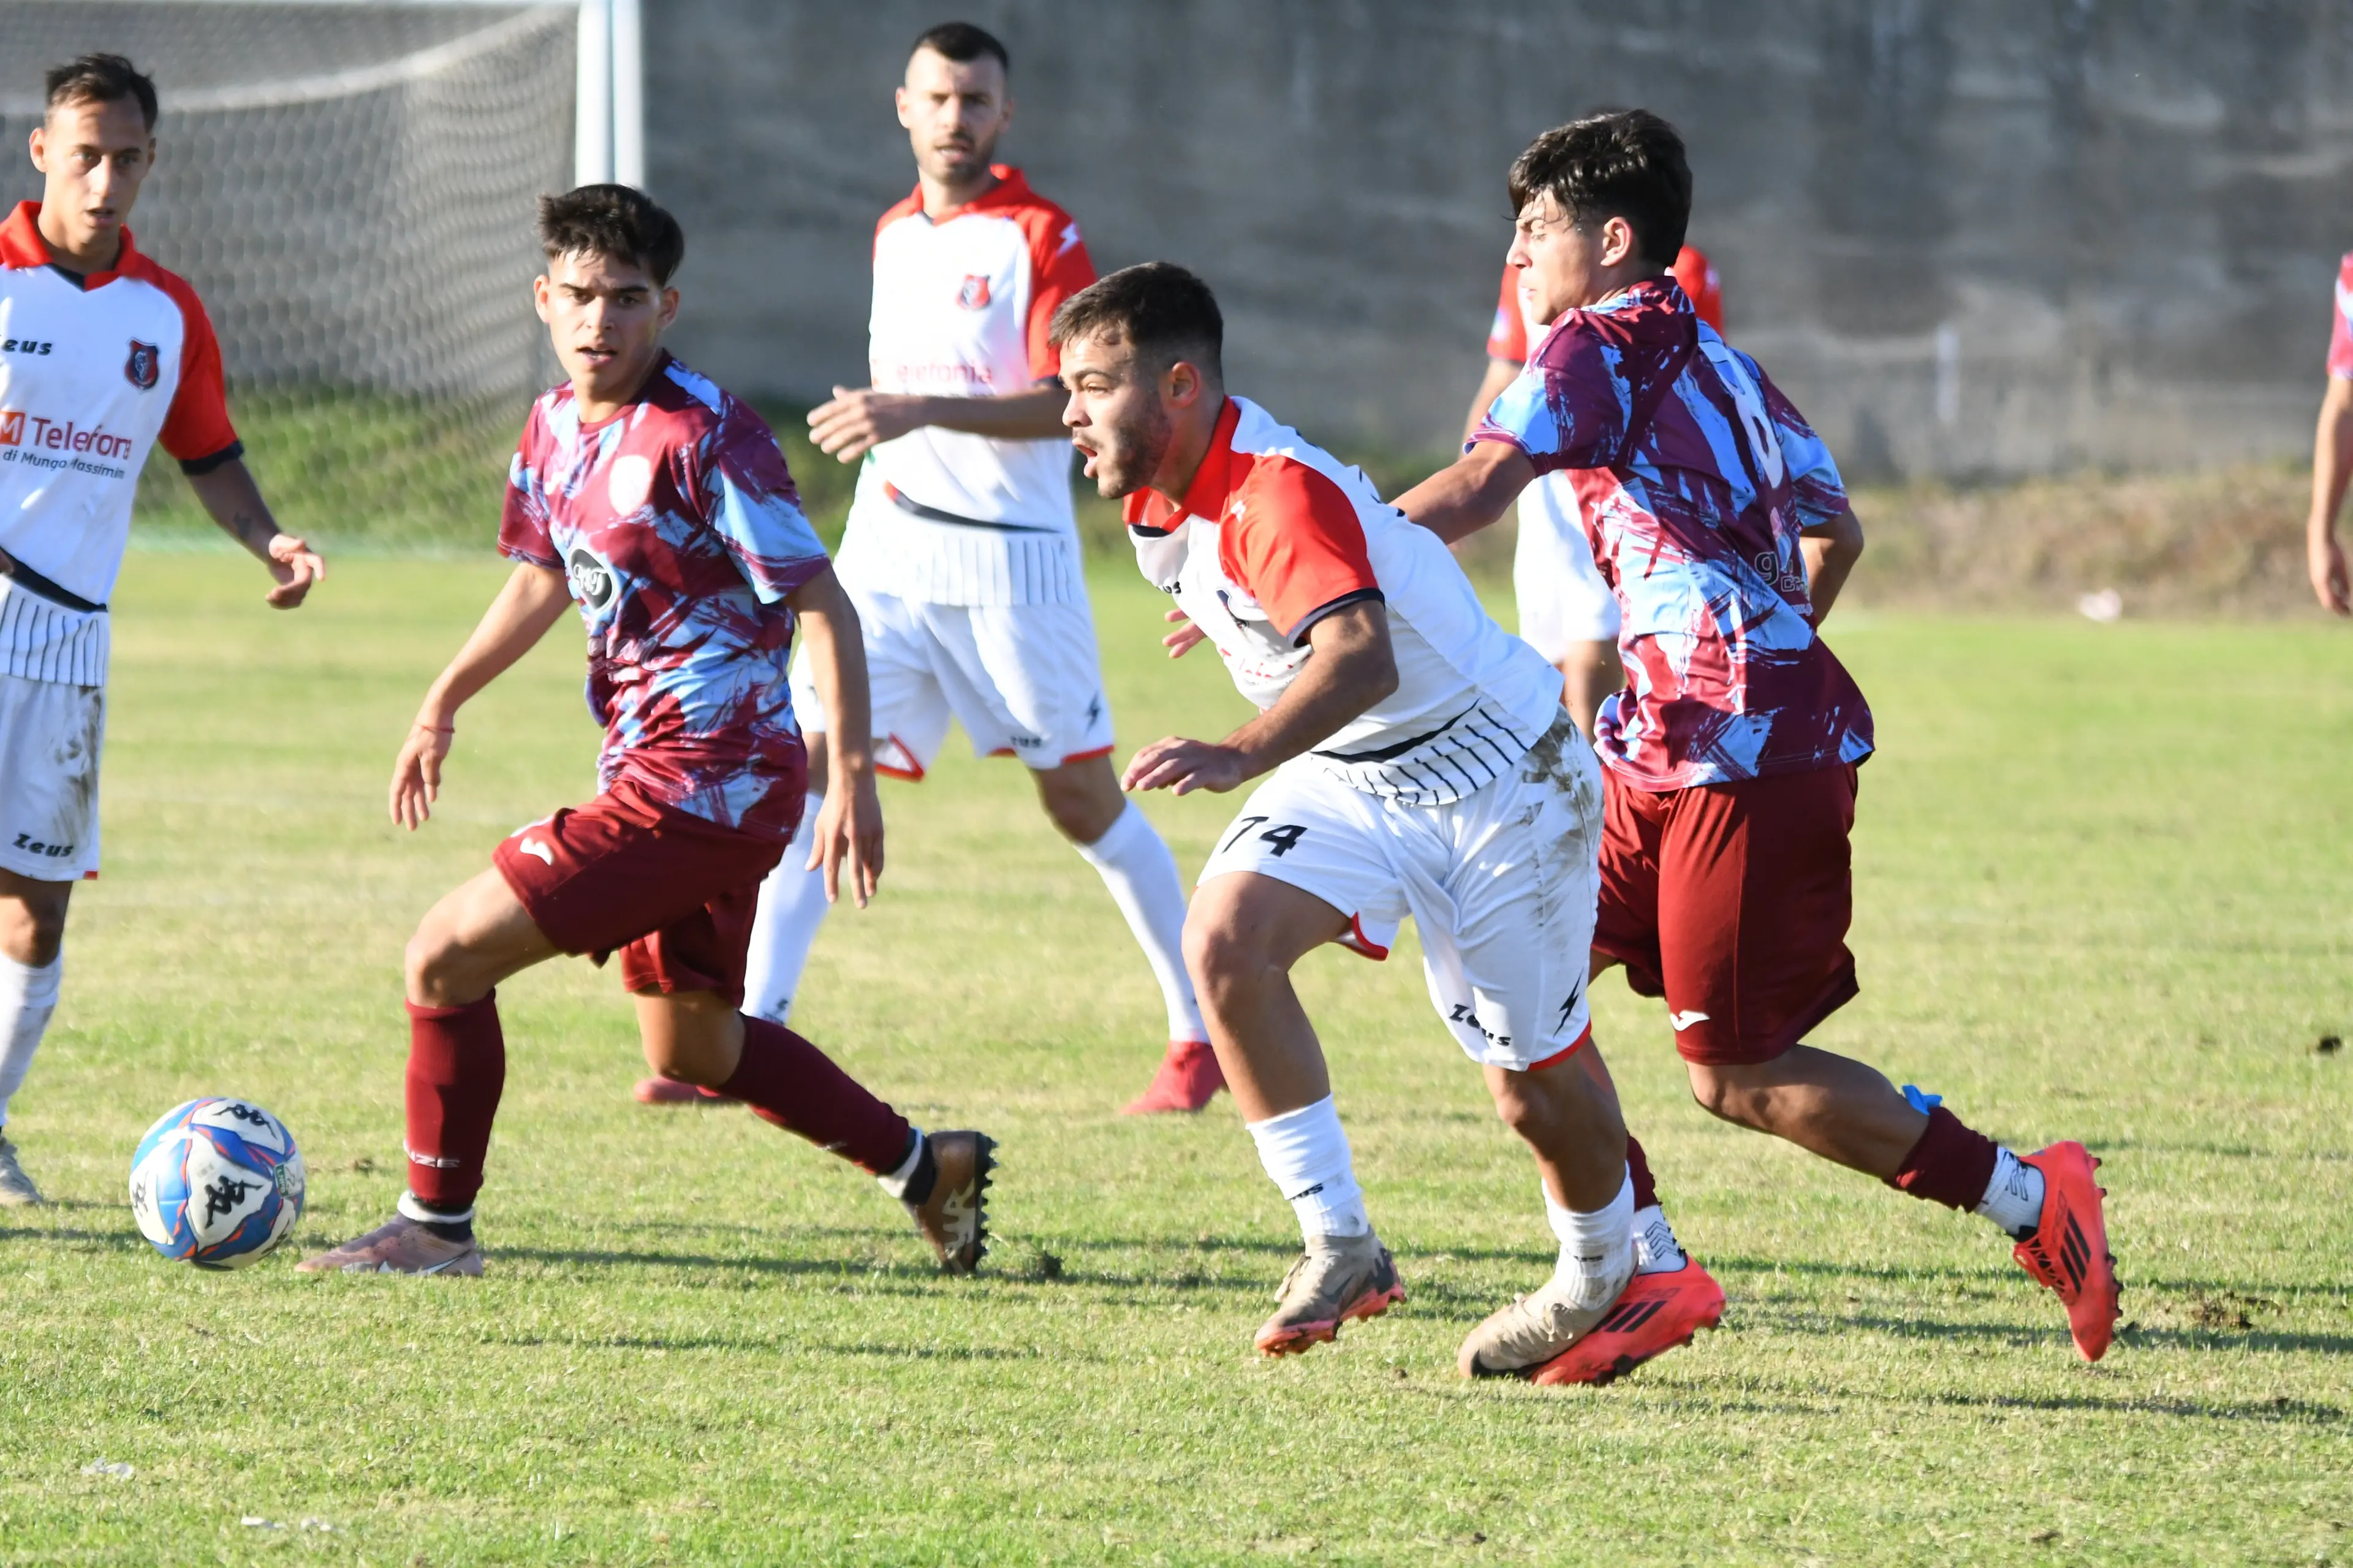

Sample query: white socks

[1075,803,1208,1045]
[1246,1096,1370,1240]
[0,952,61,1128]
[1544,1168,1636,1308]
[1974,1146,2046,1239]
[742,797,829,1026]
[1632,1203,1688,1274]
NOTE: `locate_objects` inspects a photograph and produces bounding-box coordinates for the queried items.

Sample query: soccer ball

[127,1098,306,1269]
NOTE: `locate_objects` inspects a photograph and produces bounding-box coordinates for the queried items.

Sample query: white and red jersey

[0,202,239,684]
[1124,397,1562,806]
[835,166,1094,607]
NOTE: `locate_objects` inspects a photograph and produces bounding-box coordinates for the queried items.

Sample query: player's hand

[1123,735,1248,796]
[2312,532,2351,616]
[390,719,454,830]
[808,774,885,907]
[808,387,926,464]
[1162,607,1207,659]
[263,534,325,609]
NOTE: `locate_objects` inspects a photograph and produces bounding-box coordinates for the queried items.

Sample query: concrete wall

[653,0,2353,480]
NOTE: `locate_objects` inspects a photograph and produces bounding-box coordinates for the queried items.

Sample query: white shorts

[1198,712,1604,1071]
[791,586,1116,779]
[0,671,105,881]
[1513,472,1621,662]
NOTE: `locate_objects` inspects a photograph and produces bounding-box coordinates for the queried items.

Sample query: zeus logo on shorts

[566,545,617,610]
[10,831,72,858]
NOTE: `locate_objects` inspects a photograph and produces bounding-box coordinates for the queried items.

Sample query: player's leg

[947,599,1211,1105]
[0,872,70,1206]
[297,863,559,1275]
[1657,765,2118,1360]
[0,673,107,1207]
[632,987,992,1274]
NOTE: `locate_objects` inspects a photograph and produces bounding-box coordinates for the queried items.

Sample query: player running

[636,22,1218,1116]
[1463,244,1722,737]
[0,55,325,1207]
[299,186,991,1277]
[1055,262,1718,1383]
[1398,110,2120,1361]
[2306,248,2353,616]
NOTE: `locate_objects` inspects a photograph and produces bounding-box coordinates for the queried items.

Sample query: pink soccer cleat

[1121,1039,1226,1115]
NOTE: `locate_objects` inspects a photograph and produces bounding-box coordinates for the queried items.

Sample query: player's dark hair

[912,21,1010,74]
[1507,108,1690,268]
[44,53,158,132]
[536,184,685,286]
[1049,262,1223,382]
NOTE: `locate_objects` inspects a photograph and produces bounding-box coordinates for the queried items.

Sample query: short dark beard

[1099,399,1175,499]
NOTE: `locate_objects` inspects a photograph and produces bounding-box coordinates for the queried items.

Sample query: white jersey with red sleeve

[1124,396,1562,806]
[0,202,240,684]
[833,167,1094,608]
[2328,252,2353,380]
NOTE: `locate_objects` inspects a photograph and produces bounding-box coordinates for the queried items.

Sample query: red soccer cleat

[633,1075,733,1106]
[1527,1259,1726,1387]
[1121,1039,1226,1115]
[2011,1142,2120,1362]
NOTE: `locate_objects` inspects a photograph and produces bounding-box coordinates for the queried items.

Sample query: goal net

[0,2,578,551]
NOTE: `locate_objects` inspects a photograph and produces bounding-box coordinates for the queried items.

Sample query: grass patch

[0,555,2347,1561]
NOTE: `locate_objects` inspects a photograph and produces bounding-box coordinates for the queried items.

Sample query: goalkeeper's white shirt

[0,202,241,684]
[831,166,1094,607]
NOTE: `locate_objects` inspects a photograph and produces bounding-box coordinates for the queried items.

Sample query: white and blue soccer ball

[127,1098,306,1269]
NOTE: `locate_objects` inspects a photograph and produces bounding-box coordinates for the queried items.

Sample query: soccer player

[637,21,1218,1116]
[0,55,326,1207]
[1396,110,2121,1361]
[298,186,991,1277]
[1055,262,1717,1383]
[1462,246,1722,736]
[2306,249,2353,616]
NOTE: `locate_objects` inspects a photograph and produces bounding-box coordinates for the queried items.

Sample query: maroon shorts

[491,782,790,1007]
[1593,762,1861,1066]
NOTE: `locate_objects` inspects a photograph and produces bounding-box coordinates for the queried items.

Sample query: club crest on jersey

[956,275,993,310]
[124,339,159,392]
[565,544,617,610]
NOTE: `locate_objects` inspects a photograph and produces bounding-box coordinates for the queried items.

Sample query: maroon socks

[403,993,507,1219]
[1626,1135,1659,1211]
[722,1015,915,1175]
[1887,1104,2001,1211]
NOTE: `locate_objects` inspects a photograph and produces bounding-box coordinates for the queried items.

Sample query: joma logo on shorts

[10,831,73,858]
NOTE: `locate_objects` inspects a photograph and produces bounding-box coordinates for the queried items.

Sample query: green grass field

[2,551,2350,1565]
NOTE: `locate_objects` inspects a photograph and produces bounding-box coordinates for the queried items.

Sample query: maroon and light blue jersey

[1472,277,1873,791]
[499,354,829,836]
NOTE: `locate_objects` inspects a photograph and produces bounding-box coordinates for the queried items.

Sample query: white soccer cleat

[1457,1252,1637,1379]
[0,1135,45,1206]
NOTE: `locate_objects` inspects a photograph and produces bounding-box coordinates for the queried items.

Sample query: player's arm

[808,383,1064,463]
[786,566,885,907]
[2309,374,2353,616]
[1801,507,1865,627]
[390,563,572,829]
[182,459,325,608]
[1463,358,1522,446]
[1123,602,1399,797]
[1394,439,1539,545]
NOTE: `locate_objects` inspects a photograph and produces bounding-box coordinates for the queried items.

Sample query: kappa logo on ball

[956,275,993,310]
[565,544,617,610]
[124,339,159,391]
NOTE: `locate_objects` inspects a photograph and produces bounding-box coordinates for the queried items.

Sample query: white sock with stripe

[1974,1146,2045,1240]
[1246,1096,1370,1240]
[1074,802,1207,1044]
[1545,1168,1636,1308]
[741,798,829,1027]
[0,952,61,1129]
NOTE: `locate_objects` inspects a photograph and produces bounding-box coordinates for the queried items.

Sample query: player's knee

[1036,764,1122,844]
[403,923,472,1007]
[1183,914,1263,1007]
[1686,1062,1768,1127]
[1487,1071,1545,1140]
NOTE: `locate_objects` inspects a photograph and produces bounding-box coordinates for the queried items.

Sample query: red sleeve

[1674,245,1724,333]
[1218,457,1382,643]
[150,271,239,464]
[1023,205,1096,382]
[2330,253,2353,380]
[1485,265,1527,362]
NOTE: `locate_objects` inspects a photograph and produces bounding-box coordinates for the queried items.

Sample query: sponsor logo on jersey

[956,275,993,310]
[124,339,159,391]
[607,452,654,514]
[565,544,618,610]
[0,409,133,459]
[1,338,52,356]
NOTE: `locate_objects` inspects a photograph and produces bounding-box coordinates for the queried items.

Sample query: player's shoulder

[874,185,926,241]
[974,168,1085,262]
[107,238,215,329]
[1223,399,1382,525]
